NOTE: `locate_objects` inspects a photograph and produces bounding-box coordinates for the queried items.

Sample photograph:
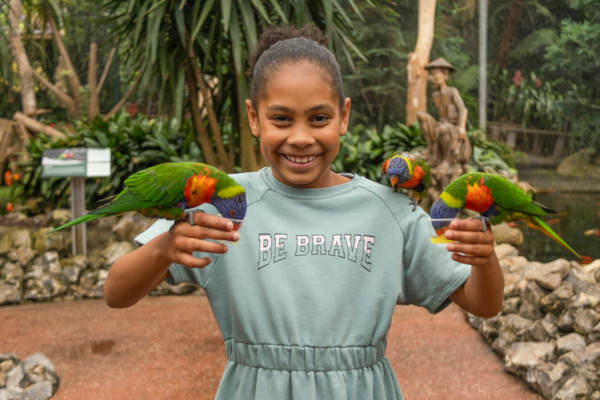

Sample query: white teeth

[284,154,318,164]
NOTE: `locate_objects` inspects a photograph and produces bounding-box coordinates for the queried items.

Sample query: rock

[554,375,590,400]
[524,259,570,290]
[0,354,58,400]
[0,229,31,254]
[100,241,136,266]
[495,243,519,260]
[526,362,571,399]
[48,209,71,225]
[492,223,523,246]
[557,309,576,332]
[504,341,556,375]
[501,256,529,273]
[557,147,600,178]
[7,248,36,267]
[556,333,586,355]
[112,212,154,241]
[0,281,22,305]
[32,228,71,255]
[573,308,600,335]
[540,283,574,315]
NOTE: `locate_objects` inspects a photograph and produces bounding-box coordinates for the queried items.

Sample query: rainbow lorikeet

[51,162,246,232]
[382,153,430,210]
[429,172,588,262]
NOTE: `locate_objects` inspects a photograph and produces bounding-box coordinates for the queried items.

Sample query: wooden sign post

[42,148,111,256]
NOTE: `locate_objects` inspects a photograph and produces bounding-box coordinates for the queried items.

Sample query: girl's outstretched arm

[445,218,504,318]
[104,213,239,308]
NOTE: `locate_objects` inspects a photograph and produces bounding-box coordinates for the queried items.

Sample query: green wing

[482,173,549,217]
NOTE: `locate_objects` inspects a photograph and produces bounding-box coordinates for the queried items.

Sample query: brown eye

[229,210,236,217]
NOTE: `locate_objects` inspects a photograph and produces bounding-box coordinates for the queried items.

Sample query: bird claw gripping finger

[471,216,490,232]
[185,209,197,226]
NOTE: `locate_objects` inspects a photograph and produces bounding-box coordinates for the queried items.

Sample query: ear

[245,99,260,137]
[339,97,351,136]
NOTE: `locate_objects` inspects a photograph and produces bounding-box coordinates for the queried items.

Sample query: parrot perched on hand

[429,172,589,263]
[382,153,430,210]
[51,162,247,232]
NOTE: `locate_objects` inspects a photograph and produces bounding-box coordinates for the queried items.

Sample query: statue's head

[425,58,454,89]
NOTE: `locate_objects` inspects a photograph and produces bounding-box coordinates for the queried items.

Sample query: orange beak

[390,176,398,188]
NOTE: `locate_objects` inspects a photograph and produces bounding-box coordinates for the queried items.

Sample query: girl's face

[246,61,351,189]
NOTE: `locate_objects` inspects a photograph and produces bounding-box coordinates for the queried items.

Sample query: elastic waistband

[224,338,386,372]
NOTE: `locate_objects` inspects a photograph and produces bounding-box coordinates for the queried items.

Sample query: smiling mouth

[282,154,319,164]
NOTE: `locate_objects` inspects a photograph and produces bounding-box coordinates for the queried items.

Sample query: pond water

[517,191,600,263]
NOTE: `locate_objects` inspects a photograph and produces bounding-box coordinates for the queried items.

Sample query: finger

[182,237,229,254]
[447,243,495,258]
[451,252,491,267]
[186,225,240,242]
[193,212,235,231]
[448,218,486,232]
[444,229,493,244]
[176,253,212,269]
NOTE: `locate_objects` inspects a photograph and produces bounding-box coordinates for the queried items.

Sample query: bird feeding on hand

[429,172,591,264]
[382,153,430,210]
[51,162,247,232]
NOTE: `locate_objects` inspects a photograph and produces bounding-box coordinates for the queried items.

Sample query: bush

[15,112,201,212]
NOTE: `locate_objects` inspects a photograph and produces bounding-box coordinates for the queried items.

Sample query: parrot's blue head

[212,192,247,230]
[430,197,461,235]
[387,157,410,188]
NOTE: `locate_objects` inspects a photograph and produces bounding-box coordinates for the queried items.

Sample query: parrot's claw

[185,209,197,226]
[473,216,490,232]
[410,198,417,211]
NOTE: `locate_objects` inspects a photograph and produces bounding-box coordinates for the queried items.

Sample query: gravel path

[1,295,542,400]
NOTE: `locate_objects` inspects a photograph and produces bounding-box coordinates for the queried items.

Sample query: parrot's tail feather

[529,216,581,259]
[533,201,557,215]
[51,213,99,232]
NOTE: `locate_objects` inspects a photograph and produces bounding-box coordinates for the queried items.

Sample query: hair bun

[247,24,327,79]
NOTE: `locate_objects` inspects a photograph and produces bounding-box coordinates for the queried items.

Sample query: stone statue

[417,57,472,198]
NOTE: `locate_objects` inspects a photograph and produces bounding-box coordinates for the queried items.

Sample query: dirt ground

[1,295,542,400]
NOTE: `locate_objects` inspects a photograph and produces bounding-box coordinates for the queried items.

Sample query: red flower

[536,78,542,88]
[512,70,522,86]
[3,170,12,187]
[6,202,13,212]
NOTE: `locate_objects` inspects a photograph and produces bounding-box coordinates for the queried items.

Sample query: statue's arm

[451,88,468,135]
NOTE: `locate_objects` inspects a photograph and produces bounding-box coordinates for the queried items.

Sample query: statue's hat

[425,57,455,72]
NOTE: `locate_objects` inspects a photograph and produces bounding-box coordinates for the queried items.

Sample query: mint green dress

[135,168,471,400]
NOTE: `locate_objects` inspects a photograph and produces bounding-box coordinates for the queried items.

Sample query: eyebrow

[266,104,335,114]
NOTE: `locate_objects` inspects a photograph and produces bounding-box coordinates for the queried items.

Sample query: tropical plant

[16,111,201,211]
[100,0,366,172]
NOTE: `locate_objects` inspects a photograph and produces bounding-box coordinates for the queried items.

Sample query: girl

[104,25,503,400]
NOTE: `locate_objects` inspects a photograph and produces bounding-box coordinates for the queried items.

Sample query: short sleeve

[133,205,222,288]
[398,211,471,313]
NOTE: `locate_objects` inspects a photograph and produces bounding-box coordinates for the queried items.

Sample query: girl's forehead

[258,61,337,108]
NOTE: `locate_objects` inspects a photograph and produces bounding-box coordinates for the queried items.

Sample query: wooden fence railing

[487,122,569,166]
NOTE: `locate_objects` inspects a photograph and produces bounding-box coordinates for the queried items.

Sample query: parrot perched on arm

[51,162,247,232]
[429,172,589,263]
[382,153,430,210]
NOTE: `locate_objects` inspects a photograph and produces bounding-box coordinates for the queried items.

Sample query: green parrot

[381,153,430,210]
[429,172,589,263]
[51,162,247,232]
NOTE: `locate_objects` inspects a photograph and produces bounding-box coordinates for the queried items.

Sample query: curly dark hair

[247,24,344,109]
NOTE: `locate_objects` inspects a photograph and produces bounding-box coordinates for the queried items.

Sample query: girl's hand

[165,212,240,268]
[443,218,495,267]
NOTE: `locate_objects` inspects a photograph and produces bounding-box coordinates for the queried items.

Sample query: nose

[287,124,315,147]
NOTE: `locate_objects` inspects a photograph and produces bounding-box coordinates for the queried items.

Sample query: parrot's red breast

[400,165,425,189]
[184,174,217,207]
[464,177,494,213]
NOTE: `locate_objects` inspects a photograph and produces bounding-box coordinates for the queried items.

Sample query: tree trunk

[49,17,83,114]
[406,0,437,126]
[185,68,217,166]
[13,112,66,139]
[88,42,100,121]
[189,48,232,172]
[7,0,37,116]
[494,0,525,68]
[234,69,259,172]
